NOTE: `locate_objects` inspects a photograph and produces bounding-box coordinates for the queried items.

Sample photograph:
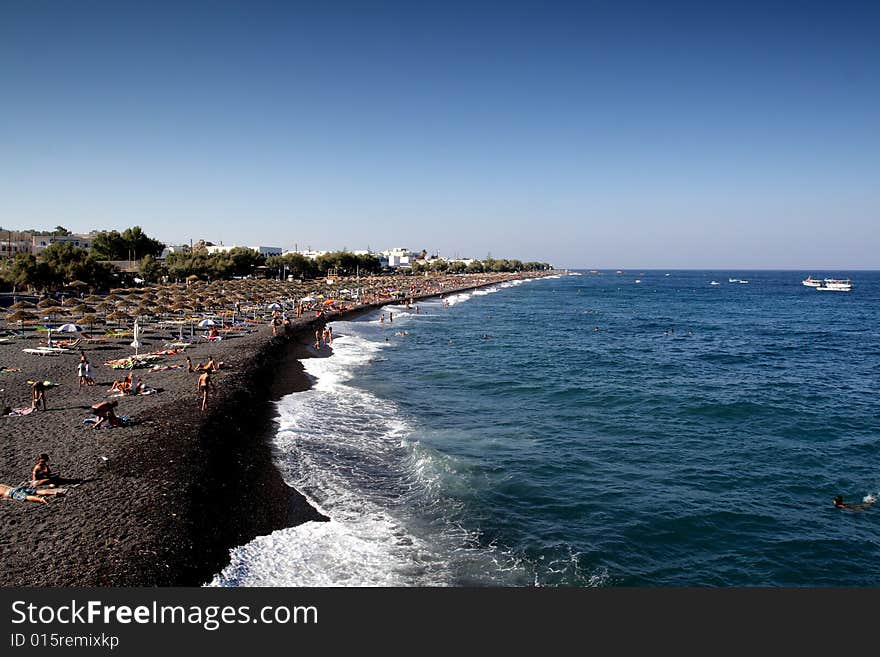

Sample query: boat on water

[739,279,749,284]
[728,278,740,283]
[634,279,642,284]
[802,276,822,287]
[710,281,720,286]
[816,278,853,292]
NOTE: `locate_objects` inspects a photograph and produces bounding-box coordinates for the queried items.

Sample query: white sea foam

[209,316,529,587]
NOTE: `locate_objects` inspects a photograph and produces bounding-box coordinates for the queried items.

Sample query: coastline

[1,272,551,586]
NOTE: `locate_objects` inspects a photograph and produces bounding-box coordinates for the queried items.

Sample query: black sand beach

[0,273,550,586]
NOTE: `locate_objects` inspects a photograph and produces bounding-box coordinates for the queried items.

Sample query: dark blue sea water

[212,271,880,587]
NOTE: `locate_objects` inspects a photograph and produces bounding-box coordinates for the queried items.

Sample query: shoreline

[0,272,553,586]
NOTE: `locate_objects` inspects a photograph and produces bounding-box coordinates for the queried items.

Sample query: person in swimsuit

[1,483,65,505]
[31,380,48,411]
[31,453,60,486]
[108,372,132,394]
[91,400,120,429]
[198,370,215,413]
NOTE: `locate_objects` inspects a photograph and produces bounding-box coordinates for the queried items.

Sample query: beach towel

[150,364,183,371]
[27,380,61,387]
[82,415,131,428]
[2,407,36,417]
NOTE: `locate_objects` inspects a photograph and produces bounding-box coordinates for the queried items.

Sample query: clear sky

[1,1,877,269]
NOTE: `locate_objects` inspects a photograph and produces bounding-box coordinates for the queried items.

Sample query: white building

[381,247,414,268]
[32,233,92,255]
[282,249,329,260]
[0,231,34,257]
[160,244,191,259]
[204,244,282,257]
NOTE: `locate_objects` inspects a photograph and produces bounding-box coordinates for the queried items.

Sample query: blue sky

[1,1,877,268]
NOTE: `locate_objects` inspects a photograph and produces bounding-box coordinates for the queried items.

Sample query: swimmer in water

[833,495,875,511]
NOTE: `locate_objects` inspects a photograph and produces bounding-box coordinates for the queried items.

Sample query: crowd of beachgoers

[0,269,552,585]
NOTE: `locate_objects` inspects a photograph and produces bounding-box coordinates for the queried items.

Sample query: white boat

[816,278,853,292]
[634,279,642,284]
[728,278,740,283]
[802,276,822,287]
[710,281,720,286]
[739,279,749,284]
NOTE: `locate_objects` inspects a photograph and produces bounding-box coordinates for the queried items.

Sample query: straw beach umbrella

[79,314,99,332]
[7,309,36,331]
[71,303,92,315]
[105,311,131,327]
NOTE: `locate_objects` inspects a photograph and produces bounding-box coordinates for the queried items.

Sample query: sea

[210,270,880,587]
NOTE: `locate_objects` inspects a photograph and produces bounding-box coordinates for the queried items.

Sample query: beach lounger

[22,347,67,356]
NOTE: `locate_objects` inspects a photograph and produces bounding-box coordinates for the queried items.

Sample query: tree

[2,242,119,292]
[54,225,72,236]
[91,226,164,260]
[90,230,127,260]
[226,247,265,277]
[138,255,168,283]
[121,226,164,260]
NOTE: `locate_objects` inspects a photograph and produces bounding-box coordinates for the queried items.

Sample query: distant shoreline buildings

[2,228,548,274]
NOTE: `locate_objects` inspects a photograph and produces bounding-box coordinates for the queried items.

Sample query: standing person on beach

[31,380,47,411]
[315,328,322,350]
[84,355,95,386]
[198,369,215,413]
[77,354,88,391]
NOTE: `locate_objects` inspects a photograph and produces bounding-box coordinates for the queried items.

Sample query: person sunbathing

[195,357,221,372]
[31,453,60,486]
[108,373,133,394]
[1,482,65,505]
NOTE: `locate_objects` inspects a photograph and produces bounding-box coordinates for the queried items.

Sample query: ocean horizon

[212,270,879,587]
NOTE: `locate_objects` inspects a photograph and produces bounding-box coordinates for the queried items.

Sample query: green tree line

[1,242,118,293]
[411,258,552,274]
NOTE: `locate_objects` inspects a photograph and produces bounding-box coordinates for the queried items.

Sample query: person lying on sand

[1,483,65,505]
[91,400,121,429]
[833,495,875,511]
[107,373,133,394]
[194,357,221,372]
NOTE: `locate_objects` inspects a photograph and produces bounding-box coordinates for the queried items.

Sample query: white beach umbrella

[130,318,142,354]
[198,318,216,327]
[267,302,283,310]
[57,323,84,333]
